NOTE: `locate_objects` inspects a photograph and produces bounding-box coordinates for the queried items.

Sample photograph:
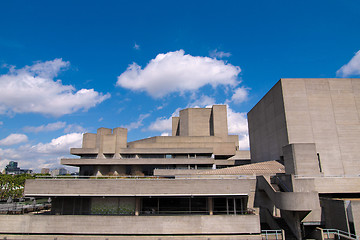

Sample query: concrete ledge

[61,158,216,166]
[25,178,255,197]
[0,215,261,235]
[0,234,262,240]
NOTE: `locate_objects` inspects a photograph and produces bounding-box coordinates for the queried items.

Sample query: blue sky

[1,0,360,172]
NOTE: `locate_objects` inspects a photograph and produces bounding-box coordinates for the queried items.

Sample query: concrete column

[113,128,127,159]
[110,166,126,176]
[96,128,112,159]
[135,198,141,216]
[208,197,213,215]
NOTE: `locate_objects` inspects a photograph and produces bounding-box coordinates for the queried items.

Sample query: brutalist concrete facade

[2,79,360,240]
[4,105,261,240]
[249,78,360,239]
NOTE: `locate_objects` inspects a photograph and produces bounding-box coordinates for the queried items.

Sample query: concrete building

[1,79,360,239]
[2,105,261,240]
[4,161,32,175]
[248,78,360,239]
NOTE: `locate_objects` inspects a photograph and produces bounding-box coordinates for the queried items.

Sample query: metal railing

[274,175,291,192]
[323,229,359,240]
[261,230,283,240]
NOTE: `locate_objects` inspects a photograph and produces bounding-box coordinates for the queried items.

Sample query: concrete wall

[350,200,360,235]
[248,78,360,176]
[175,105,229,138]
[0,215,260,235]
[320,198,349,232]
[25,178,256,197]
[248,81,288,163]
[282,143,321,176]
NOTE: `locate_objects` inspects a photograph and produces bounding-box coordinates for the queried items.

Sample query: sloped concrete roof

[202,160,285,175]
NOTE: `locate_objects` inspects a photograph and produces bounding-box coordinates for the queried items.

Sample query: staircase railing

[323,229,359,240]
[261,229,284,240]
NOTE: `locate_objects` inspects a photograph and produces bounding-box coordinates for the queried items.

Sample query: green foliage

[0,174,35,200]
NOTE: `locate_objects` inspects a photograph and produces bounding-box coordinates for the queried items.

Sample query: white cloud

[0,59,110,116]
[24,121,67,133]
[0,133,83,172]
[0,133,28,146]
[134,43,140,50]
[64,124,86,133]
[0,121,3,126]
[188,95,216,108]
[117,50,241,98]
[148,108,181,133]
[238,133,250,150]
[336,50,360,77]
[231,87,249,104]
[31,133,82,154]
[209,49,231,59]
[149,117,172,132]
[121,113,150,131]
[227,107,248,135]
[227,107,249,150]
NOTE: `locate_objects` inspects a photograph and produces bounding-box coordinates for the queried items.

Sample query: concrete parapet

[25,178,255,197]
[0,215,261,235]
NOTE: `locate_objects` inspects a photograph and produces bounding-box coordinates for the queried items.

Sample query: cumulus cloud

[231,87,249,104]
[0,59,110,116]
[117,50,241,98]
[0,133,83,172]
[227,107,249,150]
[0,133,28,146]
[148,108,181,134]
[209,49,231,59]
[336,50,360,77]
[31,133,82,154]
[121,113,151,131]
[148,117,172,132]
[24,121,67,133]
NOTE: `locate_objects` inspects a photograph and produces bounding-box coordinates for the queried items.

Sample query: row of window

[81,154,213,159]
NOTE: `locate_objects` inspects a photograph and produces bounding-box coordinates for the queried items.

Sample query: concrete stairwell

[256,176,320,239]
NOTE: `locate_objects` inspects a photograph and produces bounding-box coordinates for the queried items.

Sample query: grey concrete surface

[0,215,261,235]
[248,78,360,176]
[0,234,263,240]
[25,178,256,197]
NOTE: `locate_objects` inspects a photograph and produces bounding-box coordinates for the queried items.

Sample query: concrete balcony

[24,178,255,197]
[70,147,214,155]
[61,158,235,166]
[0,214,260,235]
[61,157,216,166]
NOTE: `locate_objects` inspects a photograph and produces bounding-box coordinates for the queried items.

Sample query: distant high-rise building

[5,161,32,175]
